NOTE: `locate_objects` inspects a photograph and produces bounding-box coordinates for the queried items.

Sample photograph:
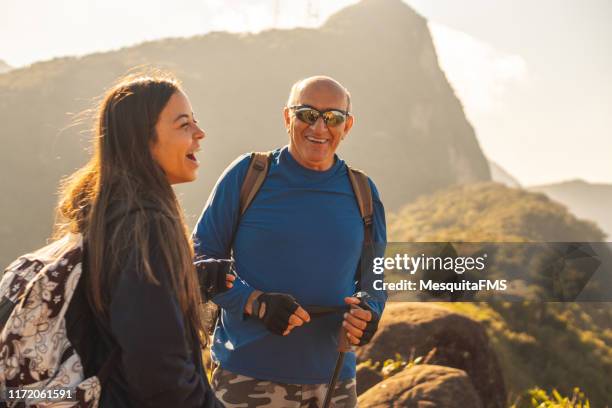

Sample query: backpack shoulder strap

[212,152,272,335]
[239,152,274,216]
[346,165,374,245]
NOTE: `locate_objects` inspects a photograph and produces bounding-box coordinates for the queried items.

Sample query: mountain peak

[0,59,12,74]
[323,0,424,31]
[0,2,491,268]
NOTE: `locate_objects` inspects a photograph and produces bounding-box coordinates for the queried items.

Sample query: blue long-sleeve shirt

[193,146,386,384]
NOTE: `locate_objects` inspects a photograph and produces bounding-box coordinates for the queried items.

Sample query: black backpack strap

[239,152,273,216]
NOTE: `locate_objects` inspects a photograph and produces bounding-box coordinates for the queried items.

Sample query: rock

[357,303,505,408]
[356,363,384,396]
[358,364,483,407]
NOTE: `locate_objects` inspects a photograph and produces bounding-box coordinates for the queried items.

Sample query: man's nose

[310,116,327,134]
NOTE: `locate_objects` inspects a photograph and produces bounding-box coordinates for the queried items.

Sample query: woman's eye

[181,122,189,128]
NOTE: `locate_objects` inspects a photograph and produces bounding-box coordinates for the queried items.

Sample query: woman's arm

[192,154,256,317]
[109,225,222,408]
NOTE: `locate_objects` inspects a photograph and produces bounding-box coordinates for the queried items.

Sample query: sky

[1,0,610,186]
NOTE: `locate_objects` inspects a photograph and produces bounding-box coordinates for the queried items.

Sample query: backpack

[0,233,116,408]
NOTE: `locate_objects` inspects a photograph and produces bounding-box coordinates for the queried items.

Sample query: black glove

[353,291,381,346]
[252,292,300,336]
[194,258,233,301]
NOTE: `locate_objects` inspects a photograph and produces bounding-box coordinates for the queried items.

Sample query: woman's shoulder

[101,199,170,262]
[105,198,168,226]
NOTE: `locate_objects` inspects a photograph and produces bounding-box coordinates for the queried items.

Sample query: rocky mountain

[0,60,11,74]
[0,0,490,268]
[529,179,612,239]
[488,160,521,188]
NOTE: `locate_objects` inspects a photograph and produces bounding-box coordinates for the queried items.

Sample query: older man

[193,76,386,407]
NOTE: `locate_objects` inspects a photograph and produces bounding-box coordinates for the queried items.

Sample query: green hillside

[389,182,605,242]
[388,182,611,406]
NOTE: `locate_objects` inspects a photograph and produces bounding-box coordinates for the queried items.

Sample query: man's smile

[306,135,329,144]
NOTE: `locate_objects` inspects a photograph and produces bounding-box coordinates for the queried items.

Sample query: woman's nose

[194,125,205,140]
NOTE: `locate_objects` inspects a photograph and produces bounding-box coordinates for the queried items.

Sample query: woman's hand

[194,258,235,300]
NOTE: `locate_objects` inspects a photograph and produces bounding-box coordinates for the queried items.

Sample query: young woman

[54,73,224,407]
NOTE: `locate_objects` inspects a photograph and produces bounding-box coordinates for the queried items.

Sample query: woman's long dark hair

[53,72,205,338]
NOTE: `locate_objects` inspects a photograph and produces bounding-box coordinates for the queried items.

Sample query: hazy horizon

[1,0,610,186]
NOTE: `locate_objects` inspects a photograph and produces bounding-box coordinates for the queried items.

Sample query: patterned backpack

[0,233,115,407]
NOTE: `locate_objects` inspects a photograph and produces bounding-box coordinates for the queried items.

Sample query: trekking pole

[322,319,352,408]
[323,350,345,408]
[303,305,351,408]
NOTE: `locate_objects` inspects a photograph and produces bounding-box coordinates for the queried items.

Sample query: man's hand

[194,258,236,301]
[248,291,310,336]
[342,294,380,346]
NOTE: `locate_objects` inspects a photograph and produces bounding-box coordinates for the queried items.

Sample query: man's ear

[283,107,291,131]
[343,114,354,135]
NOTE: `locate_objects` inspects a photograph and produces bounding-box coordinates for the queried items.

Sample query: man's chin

[305,144,332,157]
[304,151,330,163]
[302,155,335,170]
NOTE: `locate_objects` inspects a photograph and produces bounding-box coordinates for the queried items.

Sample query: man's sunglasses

[289,105,350,128]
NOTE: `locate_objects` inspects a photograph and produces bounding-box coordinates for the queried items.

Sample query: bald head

[287,76,351,112]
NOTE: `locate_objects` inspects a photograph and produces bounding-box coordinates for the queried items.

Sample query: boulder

[356,363,384,396]
[358,364,483,407]
[357,303,505,407]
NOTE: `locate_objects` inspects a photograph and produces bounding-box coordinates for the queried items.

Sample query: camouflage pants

[211,366,357,408]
